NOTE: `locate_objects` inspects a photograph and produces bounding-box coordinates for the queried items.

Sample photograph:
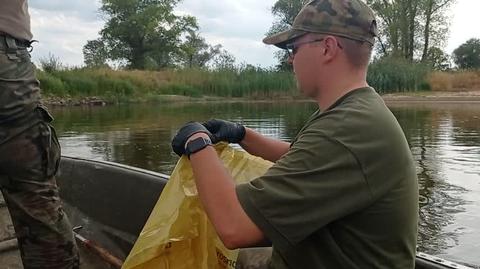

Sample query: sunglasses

[285,38,343,57]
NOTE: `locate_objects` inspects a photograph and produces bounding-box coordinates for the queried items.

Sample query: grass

[38,67,297,102]
[428,71,480,91]
[367,57,432,93]
[37,59,479,104]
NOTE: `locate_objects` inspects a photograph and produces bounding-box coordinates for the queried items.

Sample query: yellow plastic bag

[122,143,273,269]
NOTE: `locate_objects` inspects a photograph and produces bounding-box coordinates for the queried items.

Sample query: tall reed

[368,57,431,93]
[38,67,297,101]
[428,71,480,91]
[38,58,463,103]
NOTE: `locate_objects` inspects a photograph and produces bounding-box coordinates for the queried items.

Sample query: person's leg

[0,122,79,269]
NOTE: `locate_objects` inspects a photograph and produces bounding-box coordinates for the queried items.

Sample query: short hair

[337,36,373,68]
[305,33,373,68]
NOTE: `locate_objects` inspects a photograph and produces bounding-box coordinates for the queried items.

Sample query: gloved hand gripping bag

[123,143,273,269]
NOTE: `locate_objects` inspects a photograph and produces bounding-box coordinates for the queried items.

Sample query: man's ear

[322,36,340,61]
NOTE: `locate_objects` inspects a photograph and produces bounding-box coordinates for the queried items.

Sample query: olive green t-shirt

[236,87,419,269]
[0,0,33,41]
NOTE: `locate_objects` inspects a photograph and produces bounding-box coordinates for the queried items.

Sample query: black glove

[171,122,213,156]
[203,119,246,144]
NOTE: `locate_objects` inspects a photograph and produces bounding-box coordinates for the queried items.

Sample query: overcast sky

[28,0,480,68]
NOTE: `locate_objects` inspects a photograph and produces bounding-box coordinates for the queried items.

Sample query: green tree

[267,0,454,64]
[366,0,454,61]
[453,38,480,69]
[425,47,450,71]
[420,0,453,62]
[266,0,305,71]
[212,50,237,70]
[267,0,306,34]
[179,30,222,68]
[87,0,198,70]
[83,39,109,68]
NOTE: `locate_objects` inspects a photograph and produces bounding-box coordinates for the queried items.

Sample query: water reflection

[390,103,480,266]
[51,101,480,266]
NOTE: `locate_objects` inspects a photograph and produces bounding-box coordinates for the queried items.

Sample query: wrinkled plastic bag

[122,143,273,269]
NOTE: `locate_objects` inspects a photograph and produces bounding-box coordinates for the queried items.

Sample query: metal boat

[0,156,475,269]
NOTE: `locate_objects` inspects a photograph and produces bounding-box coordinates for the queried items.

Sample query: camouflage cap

[264,0,378,49]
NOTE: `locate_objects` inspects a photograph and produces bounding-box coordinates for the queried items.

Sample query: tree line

[268,0,479,70]
[84,0,480,71]
[83,0,236,70]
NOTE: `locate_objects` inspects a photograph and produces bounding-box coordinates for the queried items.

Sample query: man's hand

[203,119,246,144]
[171,122,213,156]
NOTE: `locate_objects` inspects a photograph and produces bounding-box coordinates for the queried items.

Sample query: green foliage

[266,0,304,70]
[212,50,237,70]
[274,50,293,72]
[88,0,198,69]
[425,47,451,71]
[37,69,137,102]
[83,39,109,68]
[97,77,135,96]
[57,73,98,95]
[453,38,480,70]
[365,0,454,61]
[160,84,202,97]
[39,59,442,101]
[39,53,63,73]
[269,0,306,29]
[37,71,66,96]
[215,67,291,97]
[179,30,222,68]
[136,67,296,98]
[368,57,432,93]
[38,67,296,101]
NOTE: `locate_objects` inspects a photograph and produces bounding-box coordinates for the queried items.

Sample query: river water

[50,101,480,266]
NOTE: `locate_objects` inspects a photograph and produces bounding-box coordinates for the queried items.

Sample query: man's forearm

[189,143,266,249]
[240,128,290,162]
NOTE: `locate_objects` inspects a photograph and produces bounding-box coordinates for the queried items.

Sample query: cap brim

[263,29,307,49]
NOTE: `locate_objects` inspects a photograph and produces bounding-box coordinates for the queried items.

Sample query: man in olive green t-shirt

[0,1,79,268]
[171,0,419,268]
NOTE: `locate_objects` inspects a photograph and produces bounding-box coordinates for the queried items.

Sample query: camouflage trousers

[0,35,79,269]
[0,120,80,269]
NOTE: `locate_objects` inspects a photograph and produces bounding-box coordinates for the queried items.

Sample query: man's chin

[297,83,309,97]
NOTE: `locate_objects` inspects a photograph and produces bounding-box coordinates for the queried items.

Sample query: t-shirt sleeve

[236,129,372,252]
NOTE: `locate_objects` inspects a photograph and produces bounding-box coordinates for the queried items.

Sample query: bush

[37,71,66,96]
[61,75,98,95]
[368,57,431,93]
[39,53,63,73]
[98,77,135,97]
[453,38,480,70]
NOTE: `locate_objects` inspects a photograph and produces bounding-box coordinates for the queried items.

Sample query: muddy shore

[382,91,480,103]
[42,91,480,107]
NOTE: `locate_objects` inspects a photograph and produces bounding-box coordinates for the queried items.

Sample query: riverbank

[37,67,480,106]
[382,90,480,103]
[42,90,480,106]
